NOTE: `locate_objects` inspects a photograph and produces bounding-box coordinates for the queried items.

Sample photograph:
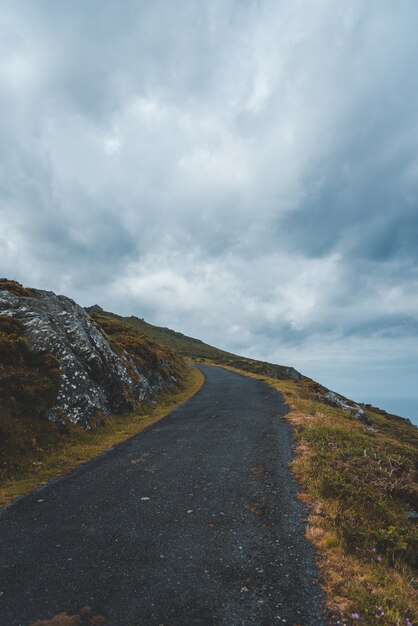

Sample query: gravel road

[0,365,326,625]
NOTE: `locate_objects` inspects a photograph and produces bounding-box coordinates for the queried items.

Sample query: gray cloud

[1,0,418,404]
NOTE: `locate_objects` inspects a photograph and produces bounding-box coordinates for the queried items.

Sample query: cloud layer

[1,0,418,401]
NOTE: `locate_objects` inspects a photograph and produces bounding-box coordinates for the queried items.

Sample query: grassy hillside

[90,312,188,383]
[87,308,305,381]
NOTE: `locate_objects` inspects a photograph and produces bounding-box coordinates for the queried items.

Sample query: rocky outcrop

[270,365,304,382]
[85,304,104,314]
[325,390,373,427]
[0,280,180,429]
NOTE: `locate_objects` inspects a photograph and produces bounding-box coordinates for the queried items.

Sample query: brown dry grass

[30,613,81,626]
[30,606,105,626]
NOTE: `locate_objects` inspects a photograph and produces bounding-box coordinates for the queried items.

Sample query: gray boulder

[325,390,373,427]
[0,283,175,428]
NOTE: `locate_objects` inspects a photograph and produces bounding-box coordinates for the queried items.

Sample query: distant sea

[359,396,418,427]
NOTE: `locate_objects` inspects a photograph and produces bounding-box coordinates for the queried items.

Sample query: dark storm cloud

[1,0,417,397]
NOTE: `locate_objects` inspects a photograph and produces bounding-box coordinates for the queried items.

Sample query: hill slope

[0,280,189,482]
[87,307,305,382]
[89,309,417,432]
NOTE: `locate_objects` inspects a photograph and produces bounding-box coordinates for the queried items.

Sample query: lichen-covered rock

[325,390,373,427]
[0,280,179,429]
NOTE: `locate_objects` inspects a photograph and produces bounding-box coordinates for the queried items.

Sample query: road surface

[0,365,325,625]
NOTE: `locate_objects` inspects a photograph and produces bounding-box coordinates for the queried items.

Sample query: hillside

[88,309,417,433]
[87,307,305,382]
[0,279,190,484]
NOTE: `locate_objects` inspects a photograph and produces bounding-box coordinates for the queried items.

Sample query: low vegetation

[0,278,37,298]
[219,364,417,625]
[0,315,62,479]
[89,312,187,382]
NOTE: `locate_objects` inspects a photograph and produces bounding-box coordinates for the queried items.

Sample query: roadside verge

[0,365,204,509]
[209,362,417,626]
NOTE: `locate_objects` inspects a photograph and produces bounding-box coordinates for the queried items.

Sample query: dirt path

[0,365,325,625]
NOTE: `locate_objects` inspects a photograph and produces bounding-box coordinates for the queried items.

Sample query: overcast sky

[1,0,418,405]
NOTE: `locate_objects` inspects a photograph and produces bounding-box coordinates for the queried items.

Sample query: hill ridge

[86,307,306,383]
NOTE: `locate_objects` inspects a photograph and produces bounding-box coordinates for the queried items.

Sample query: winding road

[0,365,325,625]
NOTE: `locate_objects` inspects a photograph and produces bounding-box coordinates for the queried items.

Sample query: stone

[0,281,178,429]
[324,391,372,427]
